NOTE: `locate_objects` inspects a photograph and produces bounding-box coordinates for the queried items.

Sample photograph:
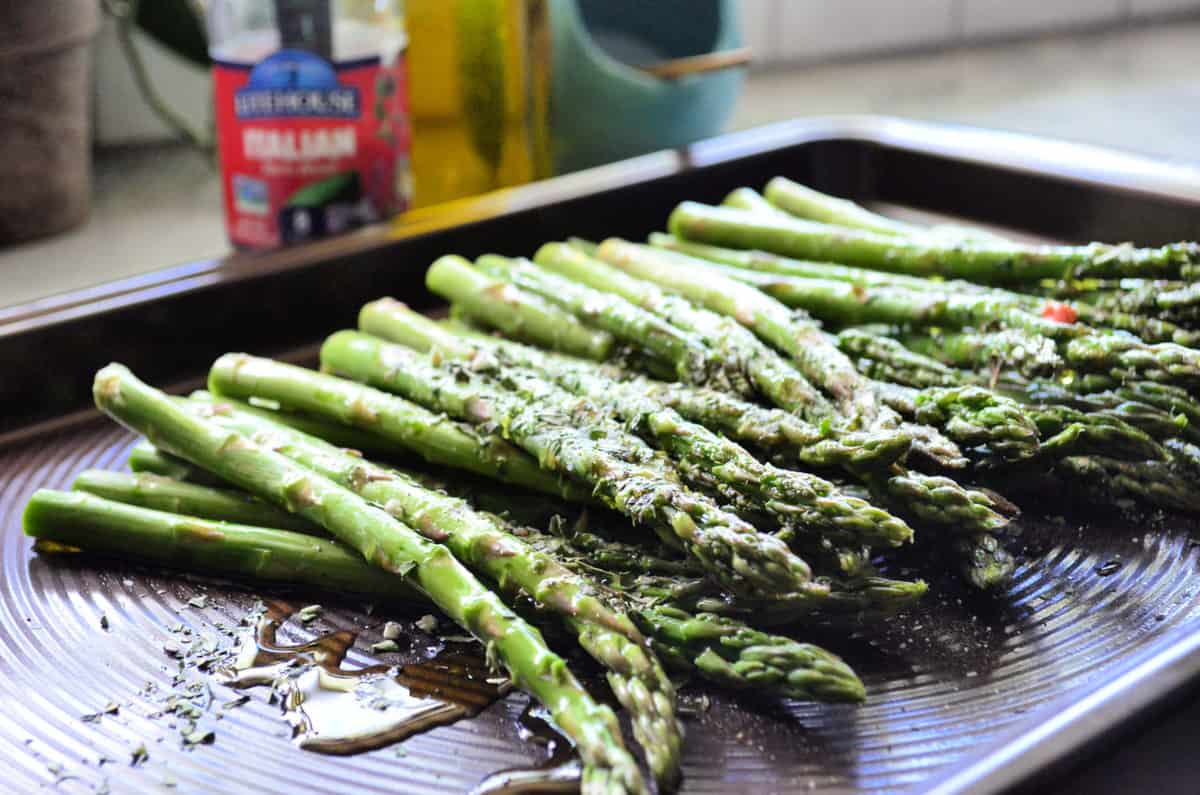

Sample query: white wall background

[738,0,1200,65]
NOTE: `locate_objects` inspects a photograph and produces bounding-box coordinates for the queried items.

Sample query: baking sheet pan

[3,116,1200,794]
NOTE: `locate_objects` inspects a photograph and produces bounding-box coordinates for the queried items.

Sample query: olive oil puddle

[219,603,580,792]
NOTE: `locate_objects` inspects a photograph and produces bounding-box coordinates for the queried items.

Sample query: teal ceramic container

[549,0,744,174]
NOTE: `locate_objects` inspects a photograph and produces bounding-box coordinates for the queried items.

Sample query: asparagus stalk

[910,387,1041,462]
[128,440,227,487]
[721,187,795,219]
[423,263,995,528]
[1087,280,1200,326]
[334,327,901,561]
[1022,404,1167,463]
[362,299,913,473]
[181,395,684,787]
[763,178,1013,245]
[953,533,1017,591]
[364,307,918,534]
[1102,381,1200,441]
[25,490,421,600]
[670,573,928,624]
[635,605,865,701]
[476,503,925,622]
[1059,397,1187,445]
[426,254,615,360]
[837,328,962,389]
[73,469,319,533]
[473,254,752,395]
[515,526,924,627]
[649,233,1004,296]
[762,178,921,237]
[567,237,601,257]
[668,201,1199,283]
[899,328,1062,378]
[92,364,647,795]
[867,468,1011,534]
[849,334,1191,454]
[213,351,816,601]
[532,241,837,421]
[1056,455,1200,514]
[1064,334,1200,390]
[594,238,890,426]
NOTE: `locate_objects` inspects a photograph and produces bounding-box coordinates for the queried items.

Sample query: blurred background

[2,0,1199,308]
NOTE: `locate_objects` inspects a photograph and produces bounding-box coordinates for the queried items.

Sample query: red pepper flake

[1041,301,1078,324]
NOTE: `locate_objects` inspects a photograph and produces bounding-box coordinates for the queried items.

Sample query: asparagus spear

[532,241,837,421]
[636,605,865,701]
[73,469,319,533]
[426,254,615,361]
[1056,455,1200,514]
[670,573,928,624]
[1030,389,1189,445]
[473,254,752,395]
[837,328,962,389]
[1101,381,1200,441]
[649,232,1004,296]
[1064,334,1200,390]
[366,304,917,524]
[1071,300,1200,346]
[669,201,1199,283]
[128,440,227,487]
[849,332,1192,453]
[212,352,816,601]
[180,395,684,787]
[663,255,1041,330]
[512,521,924,626]
[721,187,795,219]
[762,178,1013,245]
[363,299,913,472]
[953,533,1017,591]
[25,490,421,600]
[594,238,890,426]
[899,328,1062,378]
[567,237,601,257]
[92,364,647,795]
[867,468,1011,534]
[910,387,1041,462]
[1021,404,1167,463]
[762,178,921,237]
[331,328,901,563]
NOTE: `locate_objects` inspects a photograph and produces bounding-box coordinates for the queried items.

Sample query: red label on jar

[213,49,411,249]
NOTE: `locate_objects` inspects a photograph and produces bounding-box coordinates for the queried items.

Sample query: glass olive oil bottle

[405,0,552,207]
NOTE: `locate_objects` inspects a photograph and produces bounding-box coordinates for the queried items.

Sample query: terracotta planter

[0,0,99,245]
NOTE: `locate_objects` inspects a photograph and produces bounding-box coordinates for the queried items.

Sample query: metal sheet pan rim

[7,114,1200,338]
